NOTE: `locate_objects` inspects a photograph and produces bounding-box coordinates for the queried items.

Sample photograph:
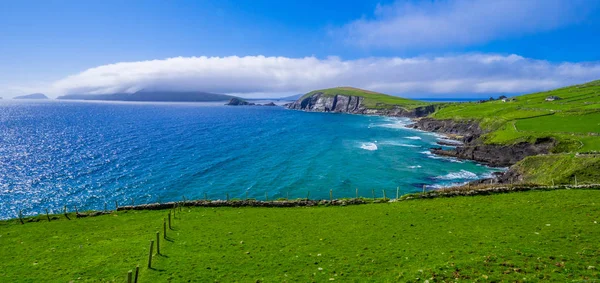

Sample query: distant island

[13,93,48,99]
[225,97,277,106]
[57,90,235,102]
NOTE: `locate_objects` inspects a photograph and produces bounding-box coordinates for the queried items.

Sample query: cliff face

[410,118,556,168]
[409,118,482,143]
[287,93,436,118]
[431,140,556,167]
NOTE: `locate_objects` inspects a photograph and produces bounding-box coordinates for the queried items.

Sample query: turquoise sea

[0,100,501,219]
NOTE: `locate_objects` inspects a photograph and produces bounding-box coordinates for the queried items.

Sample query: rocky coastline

[287,94,556,185]
[408,118,556,183]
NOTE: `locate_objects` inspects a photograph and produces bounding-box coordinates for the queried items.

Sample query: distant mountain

[278,94,303,101]
[57,90,236,102]
[14,93,48,99]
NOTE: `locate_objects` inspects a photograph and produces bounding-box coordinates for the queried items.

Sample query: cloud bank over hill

[338,0,595,49]
[49,54,600,98]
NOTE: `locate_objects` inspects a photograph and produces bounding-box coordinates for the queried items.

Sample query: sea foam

[435,170,478,180]
[360,142,378,151]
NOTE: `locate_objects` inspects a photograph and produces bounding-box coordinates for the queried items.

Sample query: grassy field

[1,190,599,282]
[431,80,600,151]
[515,112,600,134]
[301,87,431,109]
[509,154,600,185]
[428,80,600,184]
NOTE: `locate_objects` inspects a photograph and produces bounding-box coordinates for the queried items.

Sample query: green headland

[429,80,600,185]
[301,87,430,109]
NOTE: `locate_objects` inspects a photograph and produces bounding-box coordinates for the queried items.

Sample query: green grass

[430,80,600,181]
[509,154,600,185]
[516,112,600,134]
[302,87,430,109]
[431,80,600,152]
[2,190,599,282]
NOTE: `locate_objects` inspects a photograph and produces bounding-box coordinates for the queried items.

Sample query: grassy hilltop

[431,80,600,150]
[301,87,431,109]
[1,190,599,281]
[430,80,600,184]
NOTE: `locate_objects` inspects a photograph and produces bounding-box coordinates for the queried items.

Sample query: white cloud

[338,0,593,49]
[45,54,600,98]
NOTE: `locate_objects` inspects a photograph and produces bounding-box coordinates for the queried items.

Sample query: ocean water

[0,100,501,219]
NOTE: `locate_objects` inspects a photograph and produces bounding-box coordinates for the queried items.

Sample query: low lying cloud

[338,0,594,49]
[48,54,600,98]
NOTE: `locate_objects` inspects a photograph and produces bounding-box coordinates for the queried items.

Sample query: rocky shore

[287,94,556,185]
[407,118,556,183]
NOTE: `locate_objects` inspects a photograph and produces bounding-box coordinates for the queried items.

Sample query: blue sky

[1,0,600,98]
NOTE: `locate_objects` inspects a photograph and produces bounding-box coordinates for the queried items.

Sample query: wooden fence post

[156,232,160,255]
[383,190,387,201]
[163,218,167,239]
[306,191,310,201]
[329,189,333,201]
[127,270,132,283]
[422,185,426,194]
[63,205,70,220]
[355,188,358,199]
[18,209,24,224]
[396,187,399,200]
[104,202,107,212]
[168,213,172,230]
[148,240,154,268]
[115,200,119,211]
[372,189,375,201]
[45,208,50,221]
[226,193,229,202]
[134,265,139,283]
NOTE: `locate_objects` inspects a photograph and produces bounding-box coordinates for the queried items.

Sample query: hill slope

[13,93,48,99]
[431,80,599,149]
[420,80,600,185]
[57,90,236,102]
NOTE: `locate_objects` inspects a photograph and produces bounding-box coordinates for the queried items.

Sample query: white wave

[373,117,413,129]
[435,170,478,180]
[408,165,422,169]
[380,141,420,148]
[404,136,422,140]
[360,142,378,151]
[420,150,464,162]
[437,138,463,145]
[398,144,420,148]
[424,132,447,138]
